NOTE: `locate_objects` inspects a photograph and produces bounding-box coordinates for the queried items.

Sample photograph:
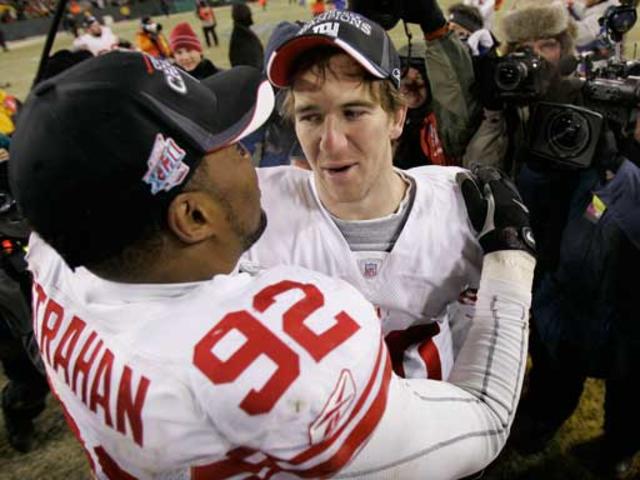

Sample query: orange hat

[169,22,202,53]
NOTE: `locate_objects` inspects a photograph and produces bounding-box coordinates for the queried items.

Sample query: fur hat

[501,0,570,44]
[169,22,202,52]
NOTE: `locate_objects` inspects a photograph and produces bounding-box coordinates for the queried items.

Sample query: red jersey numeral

[254,280,360,362]
[193,280,360,415]
[194,311,299,415]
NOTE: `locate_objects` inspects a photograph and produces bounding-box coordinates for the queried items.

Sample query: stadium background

[0,0,639,477]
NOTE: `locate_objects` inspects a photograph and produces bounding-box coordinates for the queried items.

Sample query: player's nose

[319,116,348,154]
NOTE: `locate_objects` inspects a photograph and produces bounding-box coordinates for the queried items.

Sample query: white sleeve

[338,251,534,480]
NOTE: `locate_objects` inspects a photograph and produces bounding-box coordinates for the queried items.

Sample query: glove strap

[480,226,536,257]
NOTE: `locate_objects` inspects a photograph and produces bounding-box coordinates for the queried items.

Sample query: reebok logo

[308,369,356,444]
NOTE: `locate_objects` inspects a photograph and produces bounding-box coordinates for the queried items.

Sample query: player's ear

[166,191,223,244]
[389,105,407,141]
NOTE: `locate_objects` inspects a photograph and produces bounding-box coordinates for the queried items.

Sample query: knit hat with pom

[169,22,202,53]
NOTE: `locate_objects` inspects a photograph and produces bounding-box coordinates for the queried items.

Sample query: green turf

[0,0,639,478]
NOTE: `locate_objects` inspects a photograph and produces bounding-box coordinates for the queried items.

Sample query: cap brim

[200,66,275,151]
[267,35,387,89]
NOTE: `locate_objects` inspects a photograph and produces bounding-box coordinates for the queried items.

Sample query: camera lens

[547,110,590,158]
[495,61,527,91]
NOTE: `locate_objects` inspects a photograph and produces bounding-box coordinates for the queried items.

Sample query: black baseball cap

[10,51,274,268]
[266,10,401,89]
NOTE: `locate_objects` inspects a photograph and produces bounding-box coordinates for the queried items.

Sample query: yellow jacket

[0,90,19,136]
[135,31,172,58]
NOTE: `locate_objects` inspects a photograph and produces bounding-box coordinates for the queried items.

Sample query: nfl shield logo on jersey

[359,259,382,279]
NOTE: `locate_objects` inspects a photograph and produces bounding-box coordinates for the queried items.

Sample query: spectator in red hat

[169,21,220,79]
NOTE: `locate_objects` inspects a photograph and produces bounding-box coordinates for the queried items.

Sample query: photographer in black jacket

[0,152,48,453]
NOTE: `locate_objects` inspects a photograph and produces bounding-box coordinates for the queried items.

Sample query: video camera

[580,52,640,79]
[527,76,640,169]
[583,76,640,136]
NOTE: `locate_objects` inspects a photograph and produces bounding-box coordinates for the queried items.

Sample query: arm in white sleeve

[338,251,534,480]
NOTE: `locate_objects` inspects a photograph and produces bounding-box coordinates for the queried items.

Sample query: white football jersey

[243,166,482,380]
[28,234,390,479]
[72,28,118,56]
[28,236,535,480]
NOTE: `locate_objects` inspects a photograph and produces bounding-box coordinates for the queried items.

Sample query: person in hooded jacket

[229,3,264,70]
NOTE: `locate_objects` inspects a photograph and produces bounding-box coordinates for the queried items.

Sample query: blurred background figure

[259,0,268,10]
[0,28,7,52]
[448,3,484,42]
[229,3,263,69]
[311,0,325,15]
[196,0,218,47]
[569,0,621,52]
[72,15,118,56]
[463,0,499,29]
[160,0,172,17]
[169,21,220,79]
[61,6,78,38]
[135,16,171,59]
[0,89,19,137]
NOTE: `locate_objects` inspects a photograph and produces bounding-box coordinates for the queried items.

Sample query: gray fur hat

[501,0,571,44]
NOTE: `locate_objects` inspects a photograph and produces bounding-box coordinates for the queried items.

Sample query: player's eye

[297,113,321,124]
[344,109,365,120]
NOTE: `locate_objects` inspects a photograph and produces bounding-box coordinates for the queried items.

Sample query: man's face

[87,21,102,36]
[199,143,266,252]
[174,48,202,72]
[292,54,405,216]
[520,37,562,65]
[450,22,473,42]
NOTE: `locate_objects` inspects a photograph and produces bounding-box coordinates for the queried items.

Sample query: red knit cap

[169,22,202,53]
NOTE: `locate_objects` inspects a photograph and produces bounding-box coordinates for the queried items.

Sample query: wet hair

[281,46,405,120]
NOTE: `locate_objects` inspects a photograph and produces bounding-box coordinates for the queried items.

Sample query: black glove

[401,0,447,34]
[456,167,536,256]
[349,0,445,33]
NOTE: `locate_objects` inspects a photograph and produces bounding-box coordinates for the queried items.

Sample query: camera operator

[464,0,583,173]
[0,152,48,453]
[467,0,640,474]
[135,16,172,59]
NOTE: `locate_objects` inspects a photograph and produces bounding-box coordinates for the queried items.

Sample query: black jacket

[229,23,264,70]
[184,58,221,80]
